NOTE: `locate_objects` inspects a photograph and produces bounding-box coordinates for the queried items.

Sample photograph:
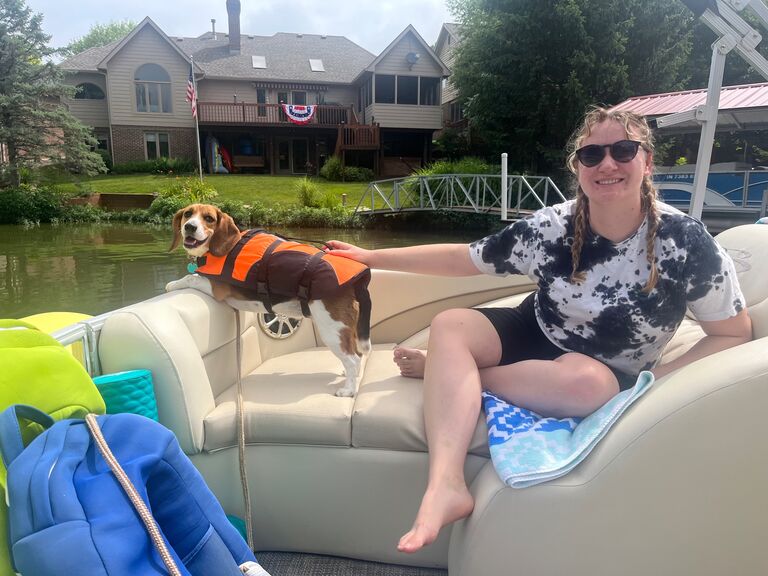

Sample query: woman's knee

[428,308,501,364]
[555,354,620,416]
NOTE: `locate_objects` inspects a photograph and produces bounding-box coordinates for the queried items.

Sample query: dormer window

[309,59,325,72]
[74,83,105,100]
[134,64,172,113]
[252,55,266,69]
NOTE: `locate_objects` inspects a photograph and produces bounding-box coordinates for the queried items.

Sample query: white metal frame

[659,0,768,219]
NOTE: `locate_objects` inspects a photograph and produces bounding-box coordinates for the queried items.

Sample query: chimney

[226,0,241,55]
[211,19,217,40]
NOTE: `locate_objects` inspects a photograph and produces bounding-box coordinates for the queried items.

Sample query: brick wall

[111,125,197,164]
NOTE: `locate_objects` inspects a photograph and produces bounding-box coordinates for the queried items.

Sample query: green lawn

[56,173,373,207]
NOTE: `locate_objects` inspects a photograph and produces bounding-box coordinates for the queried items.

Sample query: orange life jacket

[195,229,370,316]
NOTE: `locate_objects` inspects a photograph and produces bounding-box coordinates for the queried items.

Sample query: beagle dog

[166,203,372,397]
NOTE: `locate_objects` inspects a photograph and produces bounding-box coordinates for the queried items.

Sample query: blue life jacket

[0,405,260,575]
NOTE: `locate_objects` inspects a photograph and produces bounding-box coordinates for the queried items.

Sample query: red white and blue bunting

[282,104,316,124]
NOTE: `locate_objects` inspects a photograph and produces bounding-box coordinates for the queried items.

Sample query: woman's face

[576,120,652,209]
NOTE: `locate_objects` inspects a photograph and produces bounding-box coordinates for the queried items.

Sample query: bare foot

[397,482,474,554]
[393,346,427,378]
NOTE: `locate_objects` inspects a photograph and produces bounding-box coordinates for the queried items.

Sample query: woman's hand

[324,240,375,266]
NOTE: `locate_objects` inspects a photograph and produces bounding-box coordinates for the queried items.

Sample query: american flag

[186,64,197,118]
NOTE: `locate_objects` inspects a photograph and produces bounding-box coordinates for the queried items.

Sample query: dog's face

[169,203,241,257]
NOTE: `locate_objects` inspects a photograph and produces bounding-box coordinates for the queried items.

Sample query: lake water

[0,223,482,318]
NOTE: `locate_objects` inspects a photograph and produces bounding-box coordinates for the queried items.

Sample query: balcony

[198,102,357,127]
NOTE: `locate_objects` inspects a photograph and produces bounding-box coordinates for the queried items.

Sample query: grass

[55,173,371,207]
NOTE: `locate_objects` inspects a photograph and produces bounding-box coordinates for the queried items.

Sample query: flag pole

[190,56,203,182]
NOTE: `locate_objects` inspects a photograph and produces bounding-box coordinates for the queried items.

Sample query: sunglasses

[575,140,642,168]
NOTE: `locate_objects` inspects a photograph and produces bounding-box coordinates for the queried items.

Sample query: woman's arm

[324,241,482,276]
[652,309,753,379]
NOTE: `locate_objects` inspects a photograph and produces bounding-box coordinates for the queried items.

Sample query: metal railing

[198,102,355,126]
[353,174,566,217]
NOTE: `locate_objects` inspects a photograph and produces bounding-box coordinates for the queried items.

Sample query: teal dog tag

[187,262,198,273]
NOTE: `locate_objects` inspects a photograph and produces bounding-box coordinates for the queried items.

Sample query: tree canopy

[0,0,106,186]
[65,20,136,56]
[447,0,694,175]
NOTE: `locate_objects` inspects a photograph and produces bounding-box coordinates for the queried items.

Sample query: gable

[373,30,446,77]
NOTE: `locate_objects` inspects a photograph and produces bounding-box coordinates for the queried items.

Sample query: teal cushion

[93,370,158,421]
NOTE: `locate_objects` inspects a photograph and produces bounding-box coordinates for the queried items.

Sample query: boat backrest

[97,290,319,453]
[715,224,768,339]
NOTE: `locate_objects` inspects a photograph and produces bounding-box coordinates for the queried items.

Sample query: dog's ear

[169,207,186,252]
[208,209,241,256]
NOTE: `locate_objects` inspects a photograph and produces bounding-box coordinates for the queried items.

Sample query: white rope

[84,414,182,576]
[235,311,255,549]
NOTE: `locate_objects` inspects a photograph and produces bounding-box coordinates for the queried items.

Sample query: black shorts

[474,292,637,391]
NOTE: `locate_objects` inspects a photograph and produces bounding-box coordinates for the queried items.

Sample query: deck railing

[336,124,380,152]
[198,102,355,126]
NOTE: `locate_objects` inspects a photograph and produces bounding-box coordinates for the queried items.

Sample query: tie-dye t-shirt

[469,200,744,375]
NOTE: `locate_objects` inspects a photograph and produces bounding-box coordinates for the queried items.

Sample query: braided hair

[565,107,660,293]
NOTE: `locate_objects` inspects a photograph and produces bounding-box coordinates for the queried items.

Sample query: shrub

[319,156,374,183]
[112,157,195,175]
[148,177,218,218]
[0,185,66,224]
[319,155,345,181]
[96,149,113,172]
[344,166,374,182]
[295,177,321,207]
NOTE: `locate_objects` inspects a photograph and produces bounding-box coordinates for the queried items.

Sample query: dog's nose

[184,222,196,233]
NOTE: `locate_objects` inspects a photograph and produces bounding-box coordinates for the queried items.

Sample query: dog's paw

[335,386,356,398]
[165,279,183,292]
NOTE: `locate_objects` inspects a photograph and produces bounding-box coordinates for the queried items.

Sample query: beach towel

[483,371,654,488]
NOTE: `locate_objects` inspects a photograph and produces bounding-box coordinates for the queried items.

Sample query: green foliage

[148,177,218,218]
[111,157,194,175]
[0,185,66,224]
[433,128,471,159]
[64,20,135,56]
[295,177,321,207]
[215,199,250,228]
[248,202,361,229]
[0,0,106,186]
[447,0,693,174]
[319,156,345,181]
[319,156,374,182]
[417,157,495,176]
[96,149,113,172]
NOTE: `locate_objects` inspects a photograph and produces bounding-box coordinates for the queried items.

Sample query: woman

[325,107,752,554]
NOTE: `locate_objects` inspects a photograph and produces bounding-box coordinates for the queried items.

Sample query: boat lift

[662,0,768,219]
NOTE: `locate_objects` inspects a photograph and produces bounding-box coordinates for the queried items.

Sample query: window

[420,77,440,105]
[397,76,418,105]
[292,91,307,105]
[74,83,105,100]
[252,55,267,69]
[375,75,395,104]
[134,64,172,113]
[256,88,267,117]
[144,132,169,159]
[450,102,464,124]
[309,59,325,72]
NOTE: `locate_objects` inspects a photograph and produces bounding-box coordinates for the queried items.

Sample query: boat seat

[95,224,768,575]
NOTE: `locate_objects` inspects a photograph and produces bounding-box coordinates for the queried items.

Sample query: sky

[26,0,454,55]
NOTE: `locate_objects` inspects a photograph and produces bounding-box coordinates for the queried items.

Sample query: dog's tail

[355,270,372,355]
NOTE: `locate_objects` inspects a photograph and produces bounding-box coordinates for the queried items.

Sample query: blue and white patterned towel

[483,371,654,488]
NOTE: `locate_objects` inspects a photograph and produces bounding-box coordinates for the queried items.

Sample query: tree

[0,0,106,186]
[447,0,693,175]
[65,20,135,56]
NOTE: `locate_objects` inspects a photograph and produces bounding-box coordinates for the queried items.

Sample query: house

[59,0,450,177]
[434,23,465,131]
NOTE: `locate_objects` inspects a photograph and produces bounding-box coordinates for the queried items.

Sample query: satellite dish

[406,52,420,67]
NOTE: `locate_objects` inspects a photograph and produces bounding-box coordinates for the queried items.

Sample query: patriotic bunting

[281,104,316,124]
